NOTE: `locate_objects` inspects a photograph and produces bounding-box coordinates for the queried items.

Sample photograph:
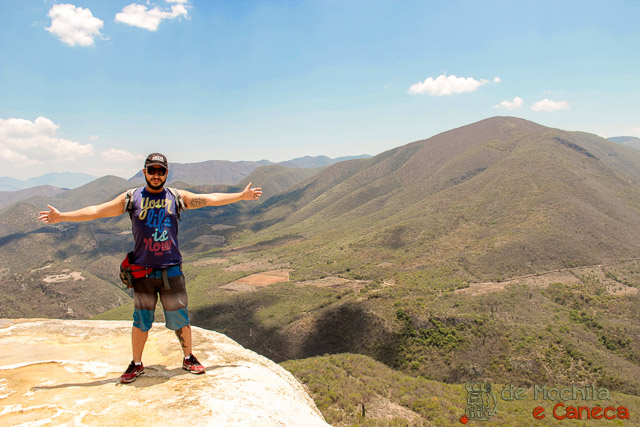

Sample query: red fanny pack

[119,252,152,287]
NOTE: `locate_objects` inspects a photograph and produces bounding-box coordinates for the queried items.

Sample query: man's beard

[145,175,166,190]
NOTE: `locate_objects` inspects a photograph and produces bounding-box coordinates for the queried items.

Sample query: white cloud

[493,77,501,83]
[45,4,104,47]
[115,1,189,31]
[408,74,490,96]
[101,149,145,162]
[531,98,570,112]
[0,116,94,166]
[495,96,524,111]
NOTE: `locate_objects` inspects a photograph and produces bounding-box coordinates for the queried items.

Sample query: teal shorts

[132,273,189,332]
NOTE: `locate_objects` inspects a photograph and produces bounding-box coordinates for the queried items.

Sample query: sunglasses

[146,166,167,176]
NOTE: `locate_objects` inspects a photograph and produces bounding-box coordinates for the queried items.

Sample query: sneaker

[120,361,144,383]
[183,354,205,374]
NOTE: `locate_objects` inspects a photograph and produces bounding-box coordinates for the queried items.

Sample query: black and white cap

[144,153,168,169]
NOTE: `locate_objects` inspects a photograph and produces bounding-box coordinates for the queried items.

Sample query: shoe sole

[183,367,205,374]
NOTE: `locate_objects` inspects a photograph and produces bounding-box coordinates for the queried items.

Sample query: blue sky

[1,0,639,180]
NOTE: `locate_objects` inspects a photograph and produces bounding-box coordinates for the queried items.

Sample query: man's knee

[165,308,190,330]
[133,308,155,332]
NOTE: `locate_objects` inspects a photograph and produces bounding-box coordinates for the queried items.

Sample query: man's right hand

[38,205,62,224]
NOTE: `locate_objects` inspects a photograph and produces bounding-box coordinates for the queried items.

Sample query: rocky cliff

[0,319,330,426]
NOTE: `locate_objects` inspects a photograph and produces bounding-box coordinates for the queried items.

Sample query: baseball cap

[145,153,168,169]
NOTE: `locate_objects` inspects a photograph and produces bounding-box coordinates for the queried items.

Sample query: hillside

[0,176,139,319]
[0,185,66,209]
[96,244,640,421]
[250,117,640,281]
[238,164,324,200]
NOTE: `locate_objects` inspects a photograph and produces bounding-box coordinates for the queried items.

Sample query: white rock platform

[0,319,330,427]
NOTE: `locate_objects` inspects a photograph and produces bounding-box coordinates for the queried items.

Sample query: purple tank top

[130,187,182,268]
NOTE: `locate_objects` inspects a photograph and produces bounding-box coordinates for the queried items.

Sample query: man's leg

[130,280,158,361]
[159,273,191,354]
[175,325,192,357]
[160,274,204,374]
[176,324,204,373]
[132,326,149,363]
[122,281,156,383]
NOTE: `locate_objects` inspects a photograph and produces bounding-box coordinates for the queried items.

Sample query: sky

[1,0,639,180]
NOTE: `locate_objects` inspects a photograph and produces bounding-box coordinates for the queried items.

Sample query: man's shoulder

[124,187,146,212]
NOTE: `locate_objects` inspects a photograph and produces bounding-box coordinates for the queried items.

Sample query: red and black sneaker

[183,354,205,374]
[120,361,144,383]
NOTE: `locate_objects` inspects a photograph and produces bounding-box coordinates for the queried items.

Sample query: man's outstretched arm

[180,182,263,209]
[38,193,127,224]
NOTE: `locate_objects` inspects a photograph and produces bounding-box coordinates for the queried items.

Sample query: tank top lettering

[130,187,182,268]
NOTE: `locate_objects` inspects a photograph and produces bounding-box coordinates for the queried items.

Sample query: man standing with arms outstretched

[38,153,262,383]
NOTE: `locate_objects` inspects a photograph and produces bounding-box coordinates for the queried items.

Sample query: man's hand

[241,182,263,201]
[38,205,62,224]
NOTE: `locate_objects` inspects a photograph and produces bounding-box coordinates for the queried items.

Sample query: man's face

[143,165,168,190]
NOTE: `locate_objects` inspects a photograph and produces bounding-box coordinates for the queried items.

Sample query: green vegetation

[283,353,640,426]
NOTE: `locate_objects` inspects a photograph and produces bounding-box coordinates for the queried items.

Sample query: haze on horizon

[0,0,638,180]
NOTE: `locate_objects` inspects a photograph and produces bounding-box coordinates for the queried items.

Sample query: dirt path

[456,262,640,297]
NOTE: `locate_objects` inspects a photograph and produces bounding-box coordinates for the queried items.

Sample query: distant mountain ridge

[0,172,97,191]
[0,156,372,194]
[609,136,640,144]
[0,185,66,210]
[128,155,371,186]
[609,136,640,151]
[280,155,371,169]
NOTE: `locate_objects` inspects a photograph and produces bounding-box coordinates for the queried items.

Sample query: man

[38,153,262,383]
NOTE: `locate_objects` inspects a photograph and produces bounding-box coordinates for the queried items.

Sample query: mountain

[0,175,138,320]
[0,177,25,192]
[0,172,97,191]
[610,135,640,151]
[130,156,371,186]
[171,116,640,405]
[0,185,66,210]
[252,116,640,280]
[0,155,370,193]
[238,164,324,200]
[279,155,371,169]
[130,159,273,186]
